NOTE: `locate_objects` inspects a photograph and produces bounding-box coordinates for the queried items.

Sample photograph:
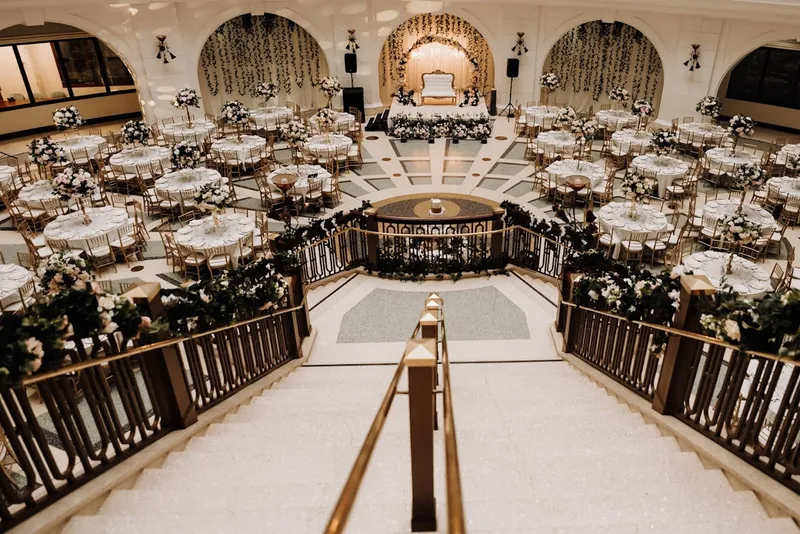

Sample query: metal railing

[326,294,465,533]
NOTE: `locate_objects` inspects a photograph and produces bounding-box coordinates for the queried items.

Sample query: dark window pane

[726,48,768,102]
[0,45,30,108]
[758,48,799,108]
[57,39,105,95]
[98,42,134,89]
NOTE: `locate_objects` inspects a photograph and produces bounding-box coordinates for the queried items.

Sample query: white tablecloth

[250,107,293,129]
[525,106,559,128]
[0,165,19,188]
[677,122,727,145]
[175,213,255,265]
[0,264,33,307]
[546,160,604,188]
[305,134,352,157]
[536,131,577,155]
[61,135,106,159]
[766,176,800,200]
[630,154,690,197]
[612,129,652,153]
[649,119,674,132]
[386,101,488,127]
[682,251,770,299]
[595,110,637,131]
[17,181,58,207]
[211,135,267,161]
[162,120,216,143]
[44,206,131,250]
[599,202,668,259]
[704,147,759,173]
[155,169,222,200]
[110,146,172,174]
[268,165,332,199]
[701,200,775,229]
[309,112,355,134]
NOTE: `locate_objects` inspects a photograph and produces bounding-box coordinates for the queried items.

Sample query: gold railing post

[490,207,506,261]
[364,207,379,268]
[405,337,438,532]
[287,271,310,340]
[652,275,716,415]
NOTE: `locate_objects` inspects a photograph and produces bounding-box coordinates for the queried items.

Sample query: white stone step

[308,273,365,321]
[522,274,560,303]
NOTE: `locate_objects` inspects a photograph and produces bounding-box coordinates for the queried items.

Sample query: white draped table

[536,131,577,155]
[44,206,131,251]
[61,135,106,160]
[309,112,355,134]
[630,154,690,197]
[612,129,652,153]
[268,165,331,201]
[155,169,222,200]
[704,147,759,173]
[525,106,559,129]
[175,213,255,265]
[677,122,727,145]
[305,134,352,158]
[682,251,770,299]
[0,264,33,308]
[211,135,267,161]
[0,165,20,188]
[599,202,668,259]
[250,107,293,129]
[386,101,488,127]
[546,160,604,188]
[766,176,800,200]
[595,109,637,131]
[162,120,216,143]
[110,146,172,174]
[701,200,775,230]
[17,181,58,208]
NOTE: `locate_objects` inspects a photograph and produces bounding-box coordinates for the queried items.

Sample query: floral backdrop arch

[379,13,494,105]
[198,14,330,112]
[543,21,664,112]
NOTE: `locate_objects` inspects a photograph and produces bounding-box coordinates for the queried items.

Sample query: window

[16,43,70,102]
[0,46,28,108]
[56,39,106,95]
[98,42,134,89]
[726,46,800,110]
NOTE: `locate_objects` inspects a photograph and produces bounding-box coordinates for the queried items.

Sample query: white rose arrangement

[651,129,678,156]
[631,99,653,118]
[734,162,766,191]
[52,167,97,201]
[193,183,232,212]
[719,213,761,246]
[170,141,202,169]
[317,77,342,100]
[696,96,721,118]
[53,106,83,130]
[37,252,94,295]
[171,88,200,109]
[220,100,251,126]
[727,114,755,139]
[620,171,651,203]
[555,106,577,128]
[280,120,309,147]
[28,137,67,167]
[539,72,561,92]
[120,120,152,146]
[570,117,597,144]
[314,107,339,130]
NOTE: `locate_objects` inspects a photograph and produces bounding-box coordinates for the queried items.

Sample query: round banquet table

[701,200,775,230]
[110,146,172,174]
[595,109,637,131]
[630,154,690,197]
[649,119,674,132]
[611,129,652,153]
[682,251,770,299]
[766,176,800,201]
[704,147,759,173]
[677,122,727,145]
[211,135,267,161]
[162,120,217,143]
[155,168,223,200]
[44,206,131,251]
[599,201,668,259]
[250,107,293,129]
[536,130,578,155]
[545,160,604,189]
[309,112,355,134]
[268,165,332,201]
[777,144,800,166]
[17,181,58,208]
[525,106,559,129]
[174,213,255,266]
[60,135,106,160]
[305,134,352,158]
[0,165,19,188]
[0,264,33,308]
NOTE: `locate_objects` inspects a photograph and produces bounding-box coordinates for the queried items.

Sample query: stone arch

[710,29,799,95]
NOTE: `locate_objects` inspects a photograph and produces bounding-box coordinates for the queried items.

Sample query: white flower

[98,295,116,311]
[723,319,741,341]
[588,290,599,300]
[103,321,119,334]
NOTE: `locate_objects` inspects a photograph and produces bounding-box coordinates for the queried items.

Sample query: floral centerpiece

[452,122,469,141]
[718,213,761,274]
[37,253,94,295]
[570,117,597,162]
[28,137,67,168]
[317,77,342,107]
[120,119,151,147]
[608,87,630,108]
[280,120,309,147]
[221,100,251,141]
[170,141,201,170]
[651,129,678,159]
[631,99,653,130]
[539,72,561,104]
[256,82,278,104]
[171,88,201,127]
[620,170,650,216]
[554,106,576,130]
[459,87,482,107]
[52,167,97,223]
[53,106,83,130]
[314,107,339,137]
[469,116,492,142]
[727,115,755,155]
[733,162,766,196]
[391,86,416,107]
[194,183,232,228]
[696,96,721,121]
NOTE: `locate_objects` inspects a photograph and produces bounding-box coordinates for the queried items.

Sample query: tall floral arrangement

[120,120,151,146]
[171,88,200,126]
[37,253,94,295]
[256,82,278,103]
[733,162,766,192]
[221,100,251,126]
[631,99,653,129]
[53,106,82,130]
[539,72,561,92]
[52,167,96,202]
[570,117,597,145]
[28,137,67,167]
[651,129,677,157]
[727,115,755,154]
[317,77,342,105]
[718,213,761,274]
[193,183,232,213]
[280,120,309,147]
[620,171,650,203]
[170,141,201,170]
[696,96,721,118]
[391,86,416,107]
[314,108,339,132]
[554,106,576,129]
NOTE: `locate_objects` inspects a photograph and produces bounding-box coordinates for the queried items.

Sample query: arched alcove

[377,13,495,105]
[542,21,664,111]
[197,14,330,112]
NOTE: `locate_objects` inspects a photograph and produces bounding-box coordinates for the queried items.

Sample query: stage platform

[387,100,489,128]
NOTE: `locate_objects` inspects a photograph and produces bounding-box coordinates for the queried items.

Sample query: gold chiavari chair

[85,234,118,274]
[238,235,255,266]
[109,222,142,266]
[204,246,232,276]
[177,244,207,279]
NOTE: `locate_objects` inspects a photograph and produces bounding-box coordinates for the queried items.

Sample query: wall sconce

[156,35,176,64]
[345,29,360,54]
[511,32,528,56]
[684,44,700,71]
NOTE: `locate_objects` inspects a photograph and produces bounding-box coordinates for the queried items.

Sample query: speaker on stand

[500,58,519,119]
[344,53,358,87]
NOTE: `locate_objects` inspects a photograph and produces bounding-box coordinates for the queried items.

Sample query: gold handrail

[324,321,422,534]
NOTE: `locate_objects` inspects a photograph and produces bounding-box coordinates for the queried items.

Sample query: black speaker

[489,89,497,115]
[344,53,358,74]
[506,58,519,79]
[342,87,365,118]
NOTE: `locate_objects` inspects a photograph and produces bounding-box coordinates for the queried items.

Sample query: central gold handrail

[440,307,466,532]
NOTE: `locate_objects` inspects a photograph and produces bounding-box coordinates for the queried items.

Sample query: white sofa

[420,70,457,105]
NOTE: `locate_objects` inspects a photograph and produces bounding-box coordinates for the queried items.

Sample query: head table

[175,213,255,266]
[599,201,668,259]
[683,251,770,299]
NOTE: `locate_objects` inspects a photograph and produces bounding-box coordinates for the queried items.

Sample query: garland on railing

[274,200,373,252]
[374,239,506,281]
[500,201,592,252]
